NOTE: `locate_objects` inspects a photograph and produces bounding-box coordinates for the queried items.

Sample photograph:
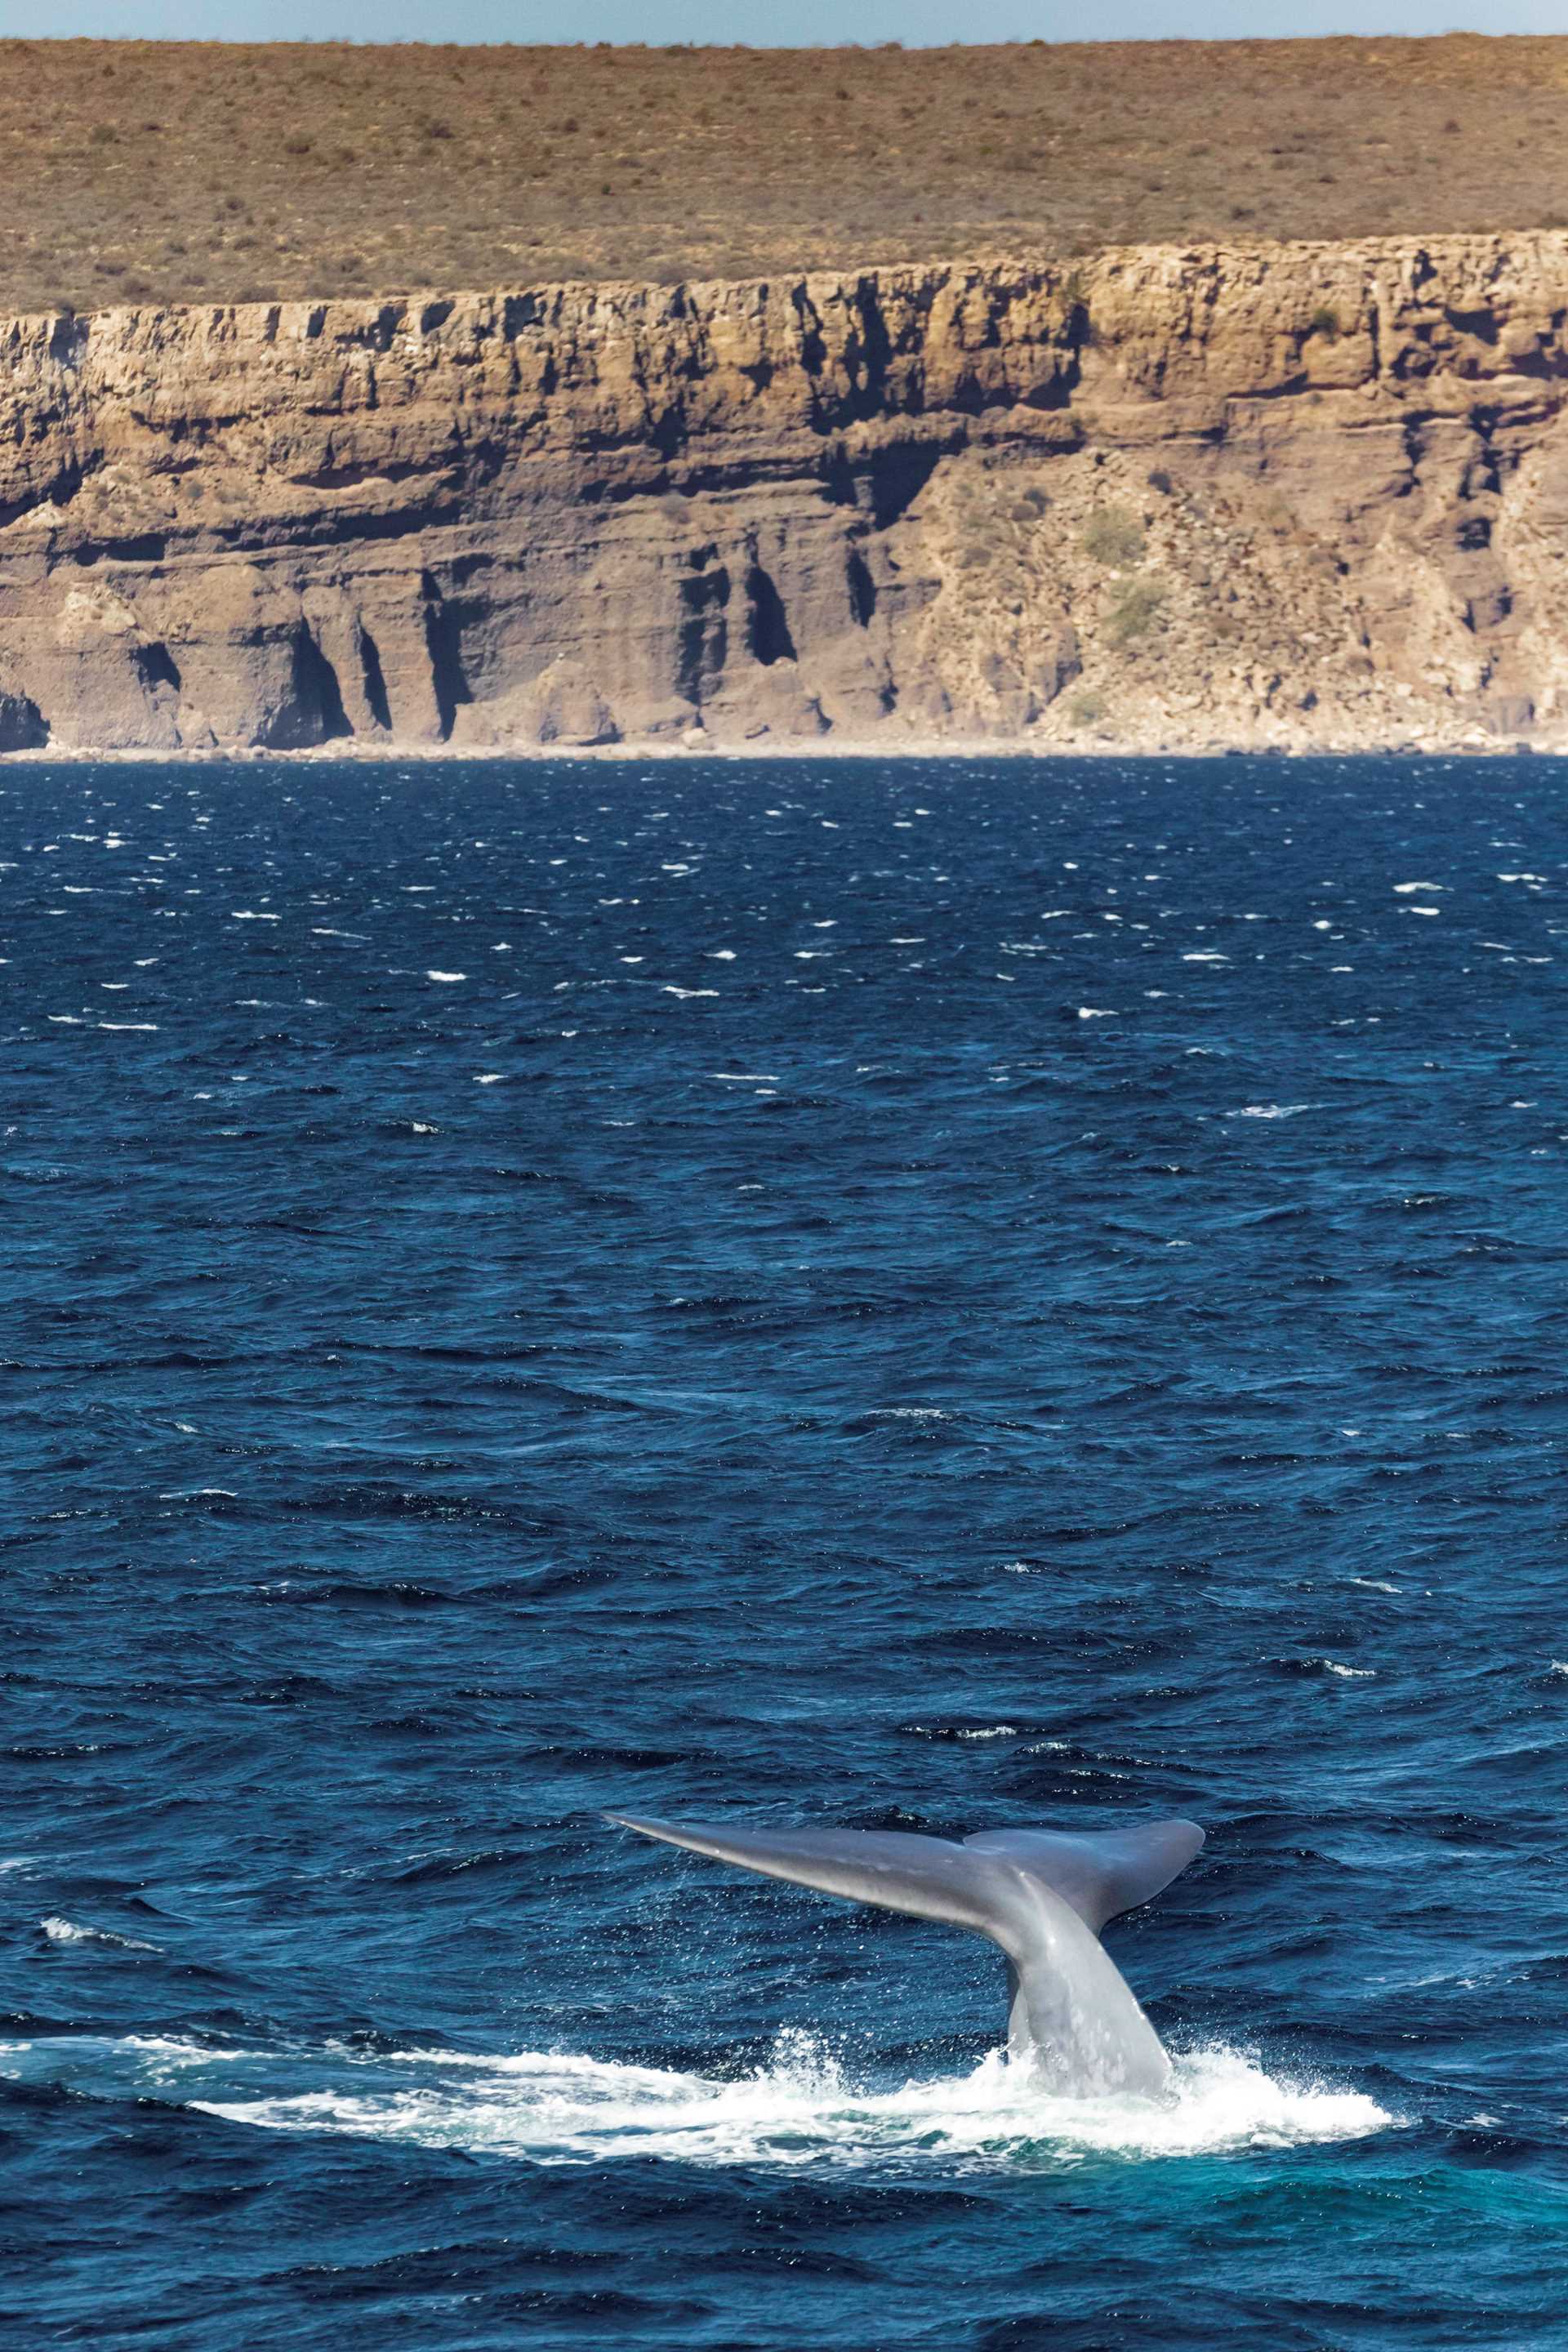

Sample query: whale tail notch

[607,1809,1205,2096]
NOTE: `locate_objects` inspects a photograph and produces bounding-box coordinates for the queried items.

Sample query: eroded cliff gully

[2,234,1566,759]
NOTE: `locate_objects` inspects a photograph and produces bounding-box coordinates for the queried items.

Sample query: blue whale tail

[608,1811,1204,2097]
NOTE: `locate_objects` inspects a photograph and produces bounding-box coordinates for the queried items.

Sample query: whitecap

[1392,882,1446,894]
[42,1918,160,1952]
[1077,1008,1118,1020]
[425,970,466,983]
[184,2034,1392,2174]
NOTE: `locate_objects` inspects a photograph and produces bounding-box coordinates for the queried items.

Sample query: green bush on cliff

[1104,573,1167,647]
[1080,507,1145,568]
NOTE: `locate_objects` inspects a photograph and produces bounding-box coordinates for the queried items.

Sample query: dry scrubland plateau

[2,36,1566,316]
[2,40,1567,758]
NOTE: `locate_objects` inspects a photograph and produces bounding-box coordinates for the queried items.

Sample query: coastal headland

[2,39,1566,758]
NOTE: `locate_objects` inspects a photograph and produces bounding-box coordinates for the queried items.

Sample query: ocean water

[3,753,1566,2351]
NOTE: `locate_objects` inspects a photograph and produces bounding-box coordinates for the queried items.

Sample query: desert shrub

[1080,506,1145,568]
[1307,304,1340,339]
[1103,574,1166,647]
[1066,688,1106,728]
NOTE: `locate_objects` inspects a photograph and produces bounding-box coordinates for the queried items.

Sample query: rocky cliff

[2,234,1566,759]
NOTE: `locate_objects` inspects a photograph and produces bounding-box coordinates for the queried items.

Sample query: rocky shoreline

[2,233,1566,760]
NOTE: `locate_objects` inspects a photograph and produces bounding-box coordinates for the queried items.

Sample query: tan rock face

[2,235,1568,758]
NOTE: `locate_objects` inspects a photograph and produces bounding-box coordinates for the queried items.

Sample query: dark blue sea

[4,755,1567,2350]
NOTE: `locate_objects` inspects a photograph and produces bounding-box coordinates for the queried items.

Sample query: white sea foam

[186,2035,1392,2173]
[41,1917,160,1951]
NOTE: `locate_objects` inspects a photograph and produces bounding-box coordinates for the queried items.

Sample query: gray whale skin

[608,1812,1204,2099]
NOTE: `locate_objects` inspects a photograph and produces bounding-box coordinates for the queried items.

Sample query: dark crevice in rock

[791,286,827,376]
[422,580,472,739]
[866,439,947,530]
[676,564,729,707]
[69,532,169,566]
[299,627,351,741]
[259,625,352,748]
[745,563,796,666]
[132,641,181,694]
[846,546,877,627]
[358,623,392,732]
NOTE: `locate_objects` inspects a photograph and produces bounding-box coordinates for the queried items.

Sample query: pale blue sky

[0,1,1562,40]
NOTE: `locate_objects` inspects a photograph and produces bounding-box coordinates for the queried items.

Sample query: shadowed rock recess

[2,234,1567,758]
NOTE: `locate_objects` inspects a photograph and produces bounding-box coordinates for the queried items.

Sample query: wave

[131,2031,1396,2174]
[40,1917,162,1952]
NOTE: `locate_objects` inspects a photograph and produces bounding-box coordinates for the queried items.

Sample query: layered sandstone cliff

[2,234,1566,758]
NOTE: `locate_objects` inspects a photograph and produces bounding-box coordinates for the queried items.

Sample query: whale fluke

[608,1811,1204,2098]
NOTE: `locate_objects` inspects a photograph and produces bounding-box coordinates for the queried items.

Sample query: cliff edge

[2,233,1566,759]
